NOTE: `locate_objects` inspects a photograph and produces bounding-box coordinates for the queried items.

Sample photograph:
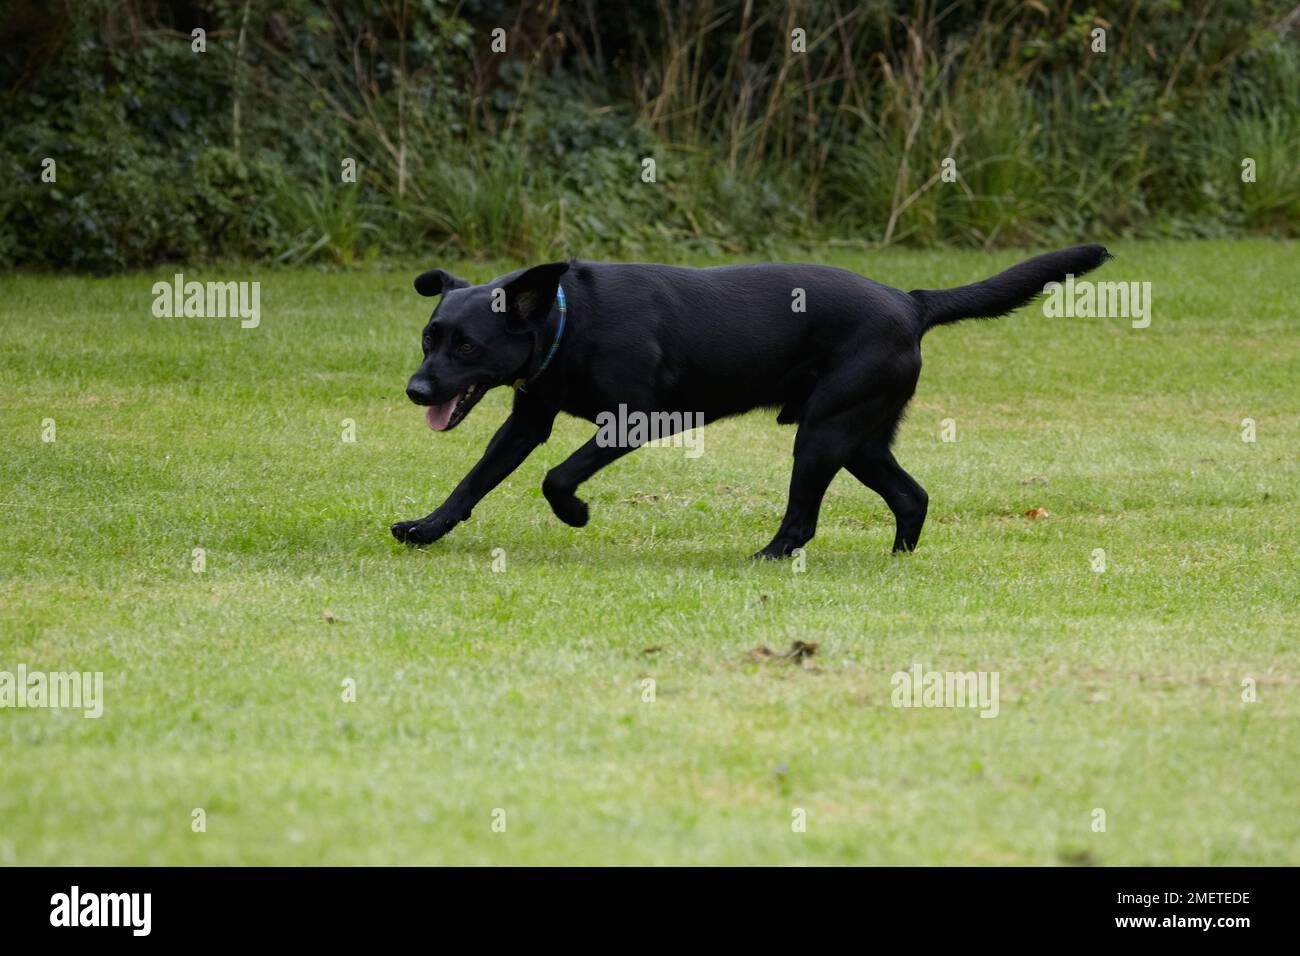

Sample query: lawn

[0,239,1296,865]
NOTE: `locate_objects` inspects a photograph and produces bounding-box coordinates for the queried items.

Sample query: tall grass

[408,145,549,261]
[5,0,1294,268]
[553,0,1300,253]
[273,173,384,266]
[249,0,1300,259]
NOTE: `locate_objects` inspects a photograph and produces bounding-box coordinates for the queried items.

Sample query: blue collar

[514,284,566,391]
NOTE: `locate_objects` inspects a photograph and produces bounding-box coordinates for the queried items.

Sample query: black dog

[392,245,1109,558]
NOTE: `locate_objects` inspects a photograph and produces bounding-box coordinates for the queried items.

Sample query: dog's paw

[391,518,449,545]
[550,494,589,528]
[542,475,590,528]
[750,543,793,560]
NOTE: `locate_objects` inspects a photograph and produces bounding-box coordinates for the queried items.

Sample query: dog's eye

[457,341,474,354]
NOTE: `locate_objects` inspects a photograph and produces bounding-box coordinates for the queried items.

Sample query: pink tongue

[425,394,460,432]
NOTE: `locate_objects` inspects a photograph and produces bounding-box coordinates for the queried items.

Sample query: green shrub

[1,0,1296,270]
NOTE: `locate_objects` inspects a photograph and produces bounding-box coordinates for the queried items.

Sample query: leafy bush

[1,0,1296,271]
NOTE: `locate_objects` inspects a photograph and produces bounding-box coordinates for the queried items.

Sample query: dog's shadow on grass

[376,527,911,578]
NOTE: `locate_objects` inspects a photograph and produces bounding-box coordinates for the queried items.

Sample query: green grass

[1,240,1297,865]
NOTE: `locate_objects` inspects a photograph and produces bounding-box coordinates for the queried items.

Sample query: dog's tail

[909,244,1111,334]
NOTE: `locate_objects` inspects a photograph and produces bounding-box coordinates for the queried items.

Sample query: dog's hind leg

[542,436,636,527]
[845,441,928,553]
[755,351,919,560]
[753,411,865,560]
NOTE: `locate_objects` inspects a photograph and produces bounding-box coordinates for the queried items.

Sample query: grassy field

[1,240,1296,865]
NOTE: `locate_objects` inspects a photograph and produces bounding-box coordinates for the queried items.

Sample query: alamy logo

[0,665,102,718]
[50,886,151,936]
[595,404,705,458]
[152,273,260,328]
[890,663,999,718]
[1042,273,1152,328]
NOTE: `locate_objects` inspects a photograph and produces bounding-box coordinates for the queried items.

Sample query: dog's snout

[406,377,435,405]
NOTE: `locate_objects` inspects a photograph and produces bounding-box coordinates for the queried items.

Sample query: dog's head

[404,261,569,431]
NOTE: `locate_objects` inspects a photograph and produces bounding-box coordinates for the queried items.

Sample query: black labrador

[392,245,1109,558]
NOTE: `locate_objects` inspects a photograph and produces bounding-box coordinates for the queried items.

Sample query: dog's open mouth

[425,383,488,432]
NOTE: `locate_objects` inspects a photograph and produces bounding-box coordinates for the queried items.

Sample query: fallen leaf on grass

[783,640,819,662]
[744,640,821,670]
[1024,507,1050,519]
[322,609,345,624]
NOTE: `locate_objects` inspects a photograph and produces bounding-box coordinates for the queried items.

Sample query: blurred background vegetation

[1,0,1297,271]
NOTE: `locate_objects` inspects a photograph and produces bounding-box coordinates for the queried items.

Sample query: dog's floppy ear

[413,268,471,297]
[502,261,569,331]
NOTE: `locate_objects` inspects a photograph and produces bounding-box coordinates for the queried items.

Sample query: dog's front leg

[542,434,637,527]
[392,407,553,546]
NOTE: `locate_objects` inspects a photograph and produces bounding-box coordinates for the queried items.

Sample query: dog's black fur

[393,245,1110,557]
